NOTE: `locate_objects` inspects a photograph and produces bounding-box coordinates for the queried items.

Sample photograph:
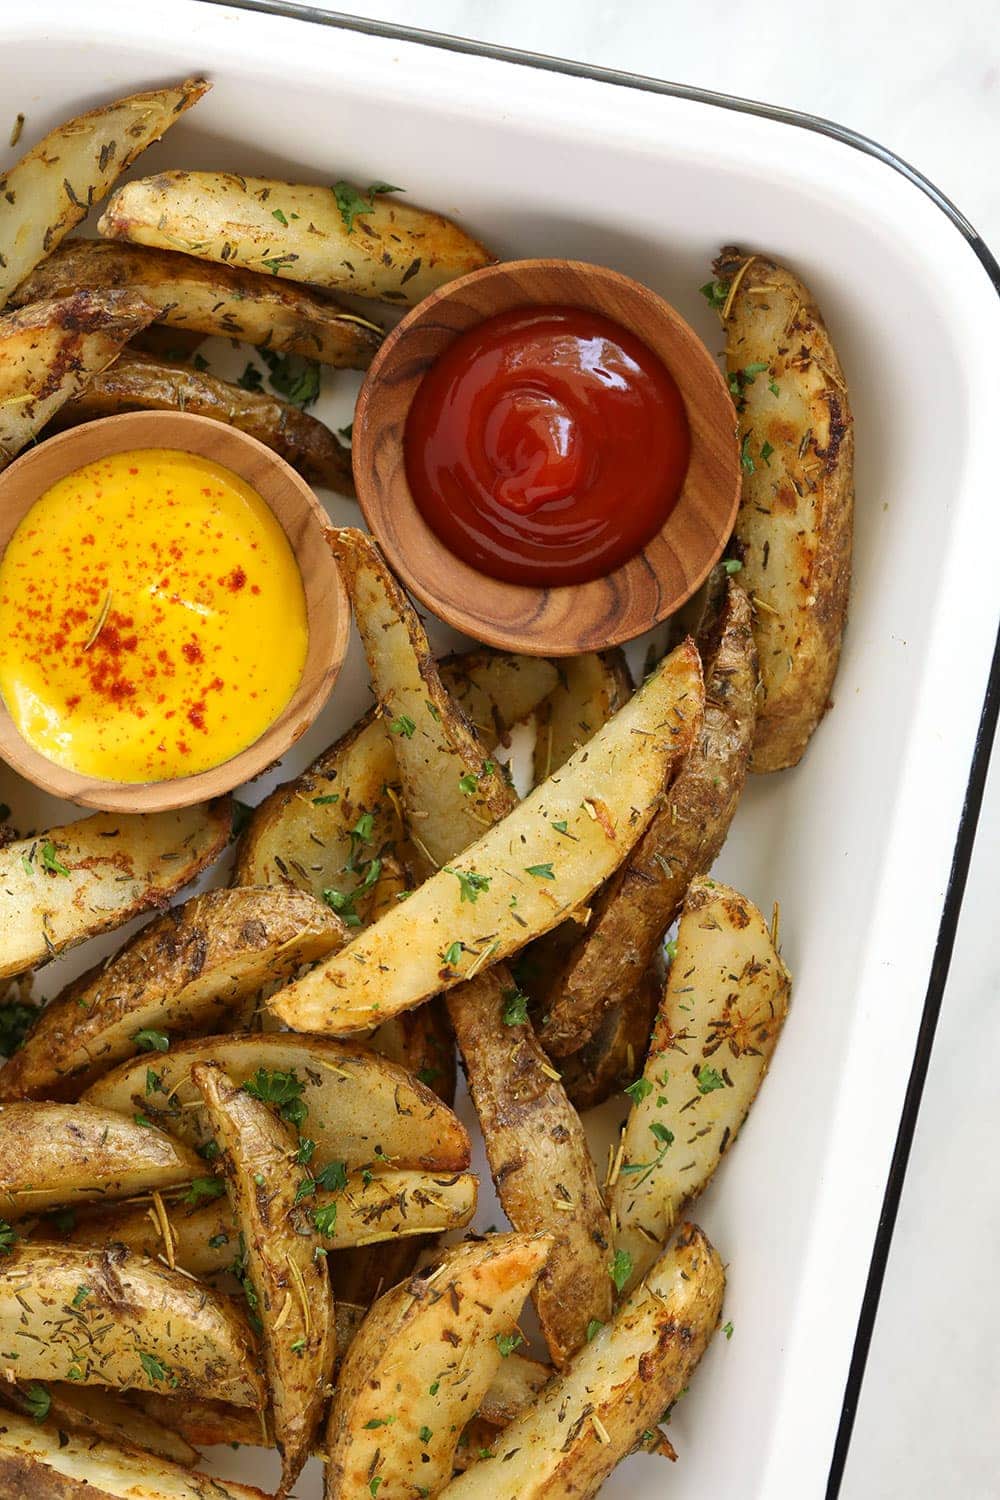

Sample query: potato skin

[714,245,854,771]
[51,349,355,495]
[448,967,613,1367]
[12,237,382,369]
[0,886,346,1100]
[539,582,756,1056]
[559,969,660,1113]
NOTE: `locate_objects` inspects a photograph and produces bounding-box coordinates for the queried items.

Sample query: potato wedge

[193,1064,334,1495]
[0,1101,201,1218]
[441,1223,725,1498]
[99,171,494,305]
[233,651,555,915]
[0,1408,268,1498]
[612,877,790,1289]
[329,529,518,870]
[0,78,208,309]
[271,641,703,1034]
[62,1167,477,1276]
[532,650,632,784]
[0,802,230,980]
[10,238,382,368]
[559,969,660,1113]
[713,246,854,771]
[0,290,154,466]
[2,1382,197,1466]
[325,1233,551,1500]
[0,887,346,1101]
[448,967,612,1366]
[538,581,757,1055]
[50,349,354,495]
[83,1033,470,1173]
[475,1351,551,1426]
[0,1245,263,1406]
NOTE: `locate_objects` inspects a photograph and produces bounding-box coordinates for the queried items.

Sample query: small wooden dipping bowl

[0,411,349,813]
[353,258,740,655]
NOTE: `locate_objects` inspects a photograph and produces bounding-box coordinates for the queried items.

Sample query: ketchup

[404,305,690,586]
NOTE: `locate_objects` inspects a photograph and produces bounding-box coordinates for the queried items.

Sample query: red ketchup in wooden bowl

[404,305,691,587]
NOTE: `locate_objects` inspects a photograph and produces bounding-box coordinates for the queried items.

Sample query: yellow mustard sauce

[0,448,308,782]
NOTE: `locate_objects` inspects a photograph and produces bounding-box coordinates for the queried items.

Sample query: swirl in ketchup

[404,305,691,587]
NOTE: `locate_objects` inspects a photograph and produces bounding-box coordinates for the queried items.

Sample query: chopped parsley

[0,1002,36,1057]
[760,440,774,466]
[0,1219,17,1255]
[699,279,729,311]
[133,1113,154,1129]
[208,1232,229,1249]
[332,179,403,233]
[585,1318,604,1342]
[272,207,289,225]
[313,1202,338,1236]
[458,772,478,796]
[445,867,491,903]
[441,941,463,967]
[24,1383,50,1422]
[296,1138,316,1166]
[139,1351,175,1386]
[624,1077,652,1106]
[740,432,755,474]
[183,1176,226,1208]
[495,1332,523,1357]
[723,1320,734,1340]
[71,1285,90,1308]
[418,1425,433,1445]
[723,558,743,575]
[237,362,264,393]
[40,841,70,876]
[525,862,554,880]
[133,1028,169,1053]
[649,1122,674,1145]
[241,1067,308,1127]
[312,793,339,805]
[145,1068,164,1097]
[260,349,320,409]
[696,1065,725,1094]
[609,1249,633,1294]
[389,714,416,738]
[501,987,529,1026]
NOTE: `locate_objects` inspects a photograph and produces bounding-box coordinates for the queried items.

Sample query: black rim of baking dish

[195,3,1000,1490]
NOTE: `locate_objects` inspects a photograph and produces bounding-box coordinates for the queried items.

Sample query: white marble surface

[299,3,1000,1495]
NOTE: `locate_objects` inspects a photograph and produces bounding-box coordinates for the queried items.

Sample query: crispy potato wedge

[559,970,660,1113]
[99,171,494,305]
[0,1101,201,1218]
[50,349,354,494]
[532,650,632,785]
[0,290,154,466]
[329,529,517,870]
[325,1234,551,1500]
[611,878,789,1288]
[0,1409,268,1499]
[2,1383,197,1467]
[270,641,704,1034]
[441,1223,725,1499]
[233,651,555,916]
[83,1033,470,1173]
[0,78,208,309]
[0,802,230,981]
[539,581,757,1055]
[0,1245,263,1405]
[449,967,612,1366]
[11,238,382,368]
[713,246,854,771]
[193,1064,334,1495]
[63,1167,477,1275]
[0,887,346,1101]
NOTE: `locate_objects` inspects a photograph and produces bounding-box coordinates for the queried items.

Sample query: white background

[295,3,1000,1495]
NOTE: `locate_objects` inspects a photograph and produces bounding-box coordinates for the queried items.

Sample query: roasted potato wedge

[441,1224,725,1498]
[99,171,494,305]
[2,1382,197,1467]
[0,1408,268,1498]
[233,651,555,916]
[11,238,382,368]
[0,1101,200,1218]
[83,1033,470,1173]
[62,1167,477,1276]
[325,1234,551,1499]
[193,1064,334,1496]
[612,877,789,1289]
[0,1245,264,1406]
[329,529,517,870]
[713,246,854,771]
[0,802,230,981]
[532,650,632,784]
[0,290,154,466]
[0,887,346,1101]
[538,581,757,1055]
[449,967,612,1366]
[0,78,208,309]
[50,349,354,495]
[559,970,660,1113]
[270,640,703,1034]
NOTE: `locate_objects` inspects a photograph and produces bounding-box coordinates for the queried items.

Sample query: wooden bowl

[0,412,349,813]
[353,258,740,655]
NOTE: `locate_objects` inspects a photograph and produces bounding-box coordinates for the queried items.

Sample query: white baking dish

[2,4,999,1496]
